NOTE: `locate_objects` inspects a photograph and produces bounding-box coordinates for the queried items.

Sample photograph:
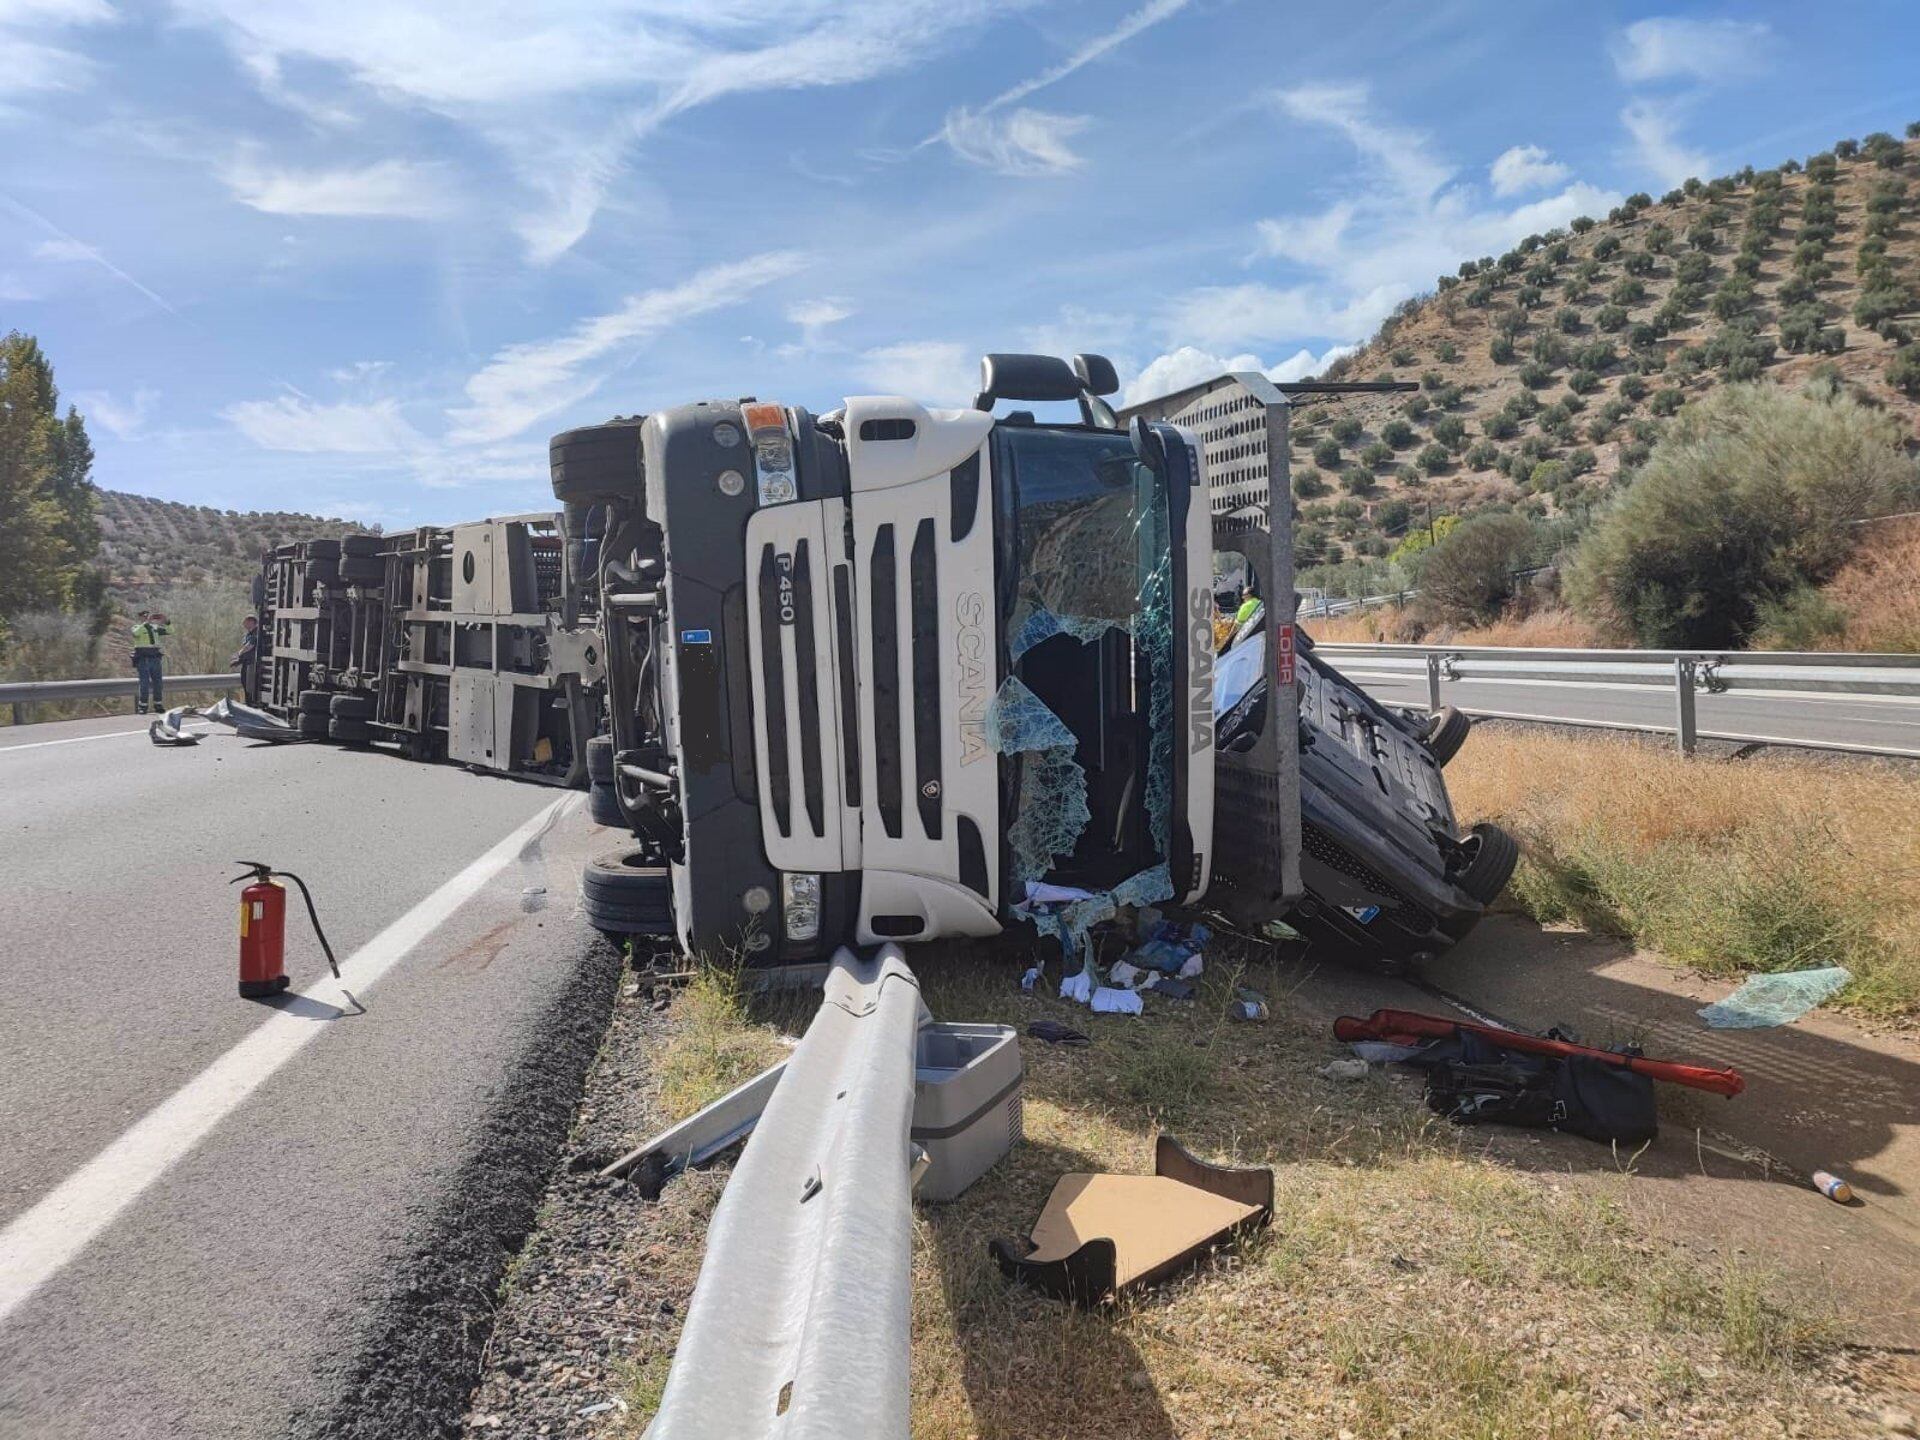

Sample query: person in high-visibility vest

[130,609,170,714]
[1233,586,1263,629]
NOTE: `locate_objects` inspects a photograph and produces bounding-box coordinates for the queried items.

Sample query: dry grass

[1447,726,1920,1017]
[651,965,792,1120]
[1813,516,1920,654]
[1308,604,1608,649]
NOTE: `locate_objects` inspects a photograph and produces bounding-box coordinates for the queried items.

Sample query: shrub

[1294,468,1329,499]
[1417,442,1450,475]
[1566,446,1597,477]
[1889,344,1920,397]
[1434,383,1463,410]
[1331,414,1363,443]
[1516,284,1544,310]
[1627,322,1661,349]
[1867,180,1906,214]
[1593,235,1621,260]
[1312,437,1341,468]
[1435,341,1460,363]
[1420,369,1445,392]
[1489,334,1517,364]
[1519,360,1553,388]
[1529,459,1569,492]
[1778,302,1828,354]
[1361,440,1394,468]
[1531,331,1568,365]
[1620,375,1648,401]
[1483,412,1519,440]
[1573,340,1616,371]
[1711,276,1755,319]
[1650,387,1685,416]
[1834,138,1860,160]
[1431,415,1467,449]
[1623,251,1655,278]
[1856,282,1916,334]
[1381,418,1415,448]
[1392,347,1416,366]
[1644,222,1673,252]
[1466,281,1496,307]
[1674,251,1711,285]
[1596,304,1628,332]
[1570,216,1595,234]
[1564,382,1920,646]
[1464,439,1500,470]
[1339,465,1373,495]
[1421,513,1540,622]
[1403,393,1431,419]
[1777,273,1818,307]
[1505,389,1541,418]
[1567,368,1601,395]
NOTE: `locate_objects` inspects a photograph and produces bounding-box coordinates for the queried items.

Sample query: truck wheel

[551,419,644,505]
[581,847,671,927]
[299,689,333,716]
[1425,706,1471,767]
[342,535,380,558]
[297,711,331,738]
[306,557,339,585]
[329,717,373,744]
[1455,822,1519,906]
[588,781,624,827]
[304,539,341,560]
[339,555,385,585]
[585,735,615,784]
[329,694,374,721]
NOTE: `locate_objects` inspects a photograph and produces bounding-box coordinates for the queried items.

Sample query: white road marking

[0,723,210,753]
[0,794,577,1329]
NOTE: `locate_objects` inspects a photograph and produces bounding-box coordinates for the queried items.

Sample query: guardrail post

[1425,652,1442,713]
[1674,658,1698,756]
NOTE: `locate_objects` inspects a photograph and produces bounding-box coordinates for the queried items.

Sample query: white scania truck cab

[555,355,1517,973]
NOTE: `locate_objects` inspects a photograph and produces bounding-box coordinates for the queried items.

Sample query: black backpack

[1426,1055,1657,1145]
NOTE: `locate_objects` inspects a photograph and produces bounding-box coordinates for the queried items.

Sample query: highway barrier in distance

[2,674,240,723]
[1314,643,1920,757]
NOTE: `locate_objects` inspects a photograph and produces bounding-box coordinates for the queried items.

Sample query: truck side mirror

[974,353,1082,411]
[1071,354,1119,395]
[1129,416,1167,474]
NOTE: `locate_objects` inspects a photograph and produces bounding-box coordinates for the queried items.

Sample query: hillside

[95,490,373,601]
[1290,130,1920,580]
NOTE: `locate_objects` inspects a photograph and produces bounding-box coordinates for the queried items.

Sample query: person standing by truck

[130,608,169,714]
[230,613,259,700]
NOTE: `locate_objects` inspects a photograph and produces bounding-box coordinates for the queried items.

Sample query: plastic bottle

[1812,1170,1854,1204]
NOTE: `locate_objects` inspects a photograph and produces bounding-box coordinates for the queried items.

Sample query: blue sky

[3,0,1917,526]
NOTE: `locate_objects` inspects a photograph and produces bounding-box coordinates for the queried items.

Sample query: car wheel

[329,693,374,721]
[585,734,615,784]
[1425,706,1471,767]
[298,689,333,715]
[1455,821,1519,906]
[588,781,624,827]
[551,419,644,505]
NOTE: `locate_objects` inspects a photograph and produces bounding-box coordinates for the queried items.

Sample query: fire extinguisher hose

[275,869,342,980]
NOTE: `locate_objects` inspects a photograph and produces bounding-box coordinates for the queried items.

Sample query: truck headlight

[782,871,821,941]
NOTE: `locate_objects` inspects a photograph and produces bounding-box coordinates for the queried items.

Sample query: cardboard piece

[990,1136,1273,1305]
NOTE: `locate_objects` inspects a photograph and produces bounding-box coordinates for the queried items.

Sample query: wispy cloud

[222,395,426,454]
[1612,17,1774,85]
[941,107,1089,176]
[6,194,177,312]
[222,153,454,219]
[931,0,1191,171]
[857,340,976,407]
[1121,342,1357,407]
[1489,143,1569,197]
[1621,100,1709,188]
[0,0,114,97]
[447,250,808,444]
[76,385,160,439]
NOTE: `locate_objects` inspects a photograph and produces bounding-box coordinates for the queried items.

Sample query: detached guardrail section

[1313,643,1920,757]
[648,945,926,1440]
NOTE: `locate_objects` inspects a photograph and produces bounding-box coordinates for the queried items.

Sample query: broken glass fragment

[984,676,1078,755]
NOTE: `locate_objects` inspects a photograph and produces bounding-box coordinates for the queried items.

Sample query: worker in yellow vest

[130,609,170,714]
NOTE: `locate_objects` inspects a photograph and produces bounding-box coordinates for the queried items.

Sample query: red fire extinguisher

[232,861,341,999]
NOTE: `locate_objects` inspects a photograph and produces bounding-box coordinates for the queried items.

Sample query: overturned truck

[555,356,1518,972]
[249,515,604,784]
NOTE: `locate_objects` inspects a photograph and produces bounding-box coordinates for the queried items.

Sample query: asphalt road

[0,714,621,1439]
[1332,663,1920,756]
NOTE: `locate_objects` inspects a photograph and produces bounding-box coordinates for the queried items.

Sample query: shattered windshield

[988,427,1176,901]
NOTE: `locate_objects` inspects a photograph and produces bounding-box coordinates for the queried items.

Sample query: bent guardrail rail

[1311,643,1920,757]
[649,944,925,1440]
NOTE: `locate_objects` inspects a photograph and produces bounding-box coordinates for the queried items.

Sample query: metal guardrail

[2,674,240,723]
[1314,643,1920,756]
[648,944,924,1440]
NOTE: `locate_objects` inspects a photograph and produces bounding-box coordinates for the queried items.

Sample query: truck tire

[585,735,615,784]
[1456,822,1519,906]
[340,555,385,585]
[581,847,671,931]
[304,539,341,560]
[551,419,643,505]
[1425,706,1471,767]
[588,781,624,827]
[297,711,331,738]
[329,694,374,721]
[342,534,380,558]
[329,717,373,744]
[299,689,334,716]
[307,557,339,585]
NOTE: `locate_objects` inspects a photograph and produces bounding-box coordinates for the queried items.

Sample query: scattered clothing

[1090,986,1144,1016]
[1698,967,1852,1029]
[1059,968,1094,1005]
[1023,880,1098,906]
[1144,975,1194,1001]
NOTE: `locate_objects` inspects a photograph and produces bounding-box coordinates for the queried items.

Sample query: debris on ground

[1698,966,1854,1028]
[1319,1058,1370,1082]
[1230,986,1269,1022]
[990,1136,1272,1306]
[1025,1019,1090,1047]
